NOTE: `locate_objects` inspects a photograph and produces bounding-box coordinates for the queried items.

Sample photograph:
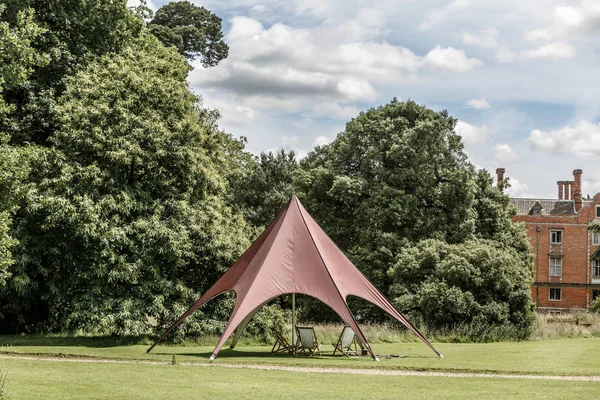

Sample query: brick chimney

[496,168,505,192]
[568,181,574,200]
[573,169,583,212]
[557,181,564,200]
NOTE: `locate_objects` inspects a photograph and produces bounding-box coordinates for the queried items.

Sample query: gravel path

[1,354,598,382]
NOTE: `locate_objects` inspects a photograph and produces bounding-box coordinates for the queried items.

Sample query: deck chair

[332,325,361,357]
[270,328,293,355]
[295,326,321,357]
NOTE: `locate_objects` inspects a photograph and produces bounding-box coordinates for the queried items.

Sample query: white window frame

[593,232,600,246]
[549,258,562,276]
[549,288,562,301]
[593,260,600,278]
[550,230,563,244]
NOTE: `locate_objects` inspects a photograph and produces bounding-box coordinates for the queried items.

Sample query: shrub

[591,298,600,314]
[245,304,291,343]
[0,367,7,400]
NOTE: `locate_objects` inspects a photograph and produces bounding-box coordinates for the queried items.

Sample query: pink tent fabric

[147,196,442,360]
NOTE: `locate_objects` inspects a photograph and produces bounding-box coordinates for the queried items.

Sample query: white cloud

[530,121,600,157]
[505,177,532,198]
[190,17,483,131]
[307,102,360,120]
[494,45,517,63]
[494,144,518,163]
[467,99,491,109]
[422,46,483,72]
[313,135,333,147]
[583,173,600,197]
[420,0,470,30]
[521,41,575,60]
[524,28,554,44]
[461,27,500,48]
[127,0,158,11]
[455,120,488,146]
[523,0,600,43]
[266,135,308,158]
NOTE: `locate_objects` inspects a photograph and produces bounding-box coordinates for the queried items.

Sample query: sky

[131,0,600,199]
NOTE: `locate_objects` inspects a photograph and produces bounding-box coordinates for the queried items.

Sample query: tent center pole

[292,293,296,354]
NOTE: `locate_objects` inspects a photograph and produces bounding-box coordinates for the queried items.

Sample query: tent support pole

[292,293,296,354]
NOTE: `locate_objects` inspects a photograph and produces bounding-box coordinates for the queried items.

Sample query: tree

[0,0,145,144]
[0,34,251,335]
[229,150,298,229]
[390,239,533,334]
[149,1,228,66]
[296,99,477,288]
[0,4,46,287]
[295,99,534,329]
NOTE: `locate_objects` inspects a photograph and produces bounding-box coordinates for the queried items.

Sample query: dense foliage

[0,4,46,287]
[229,150,298,228]
[391,239,533,332]
[0,2,536,339]
[0,0,146,145]
[296,99,534,330]
[0,2,250,335]
[149,1,228,66]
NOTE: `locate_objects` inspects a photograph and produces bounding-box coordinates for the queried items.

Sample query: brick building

[502,168,600,313]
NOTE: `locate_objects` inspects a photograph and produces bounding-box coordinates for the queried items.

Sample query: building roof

[511,198,593,215]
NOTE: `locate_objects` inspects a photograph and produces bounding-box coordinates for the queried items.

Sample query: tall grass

[531,312,600,340]
[0,367,7,400]
[143,313,600,347]
[2,313,598,349]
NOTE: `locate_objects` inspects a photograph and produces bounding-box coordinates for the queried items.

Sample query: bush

[245,304,291,343]
[390,239,534,334]
[591,298,600,314]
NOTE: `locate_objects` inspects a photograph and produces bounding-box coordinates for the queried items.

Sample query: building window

[548,310,562,316]
[549,288,562,301]
[593,290,600,302]
[532,209,541,216]
[593,260,600,278]
[550,230,563,244]
[596,206,600,218]
[549,258,562,276]
[593,232,600,246]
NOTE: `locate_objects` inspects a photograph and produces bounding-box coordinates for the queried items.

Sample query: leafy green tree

[295,99,534,329]
[229,150,298,229]
[149,1,228,66]
[296,99,477,288]
[1,34,251,334]
[0,0,145,144]
[390,239,533,333]
[0,4,46,287]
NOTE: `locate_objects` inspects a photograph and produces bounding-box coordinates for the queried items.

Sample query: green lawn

[1,336,599,399]
[1,336,600,376]
[1,357,599,400]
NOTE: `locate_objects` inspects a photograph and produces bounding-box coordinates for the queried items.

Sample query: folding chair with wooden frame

[332,325,361,357]
[295,326,321,357]
[270,328,294,355]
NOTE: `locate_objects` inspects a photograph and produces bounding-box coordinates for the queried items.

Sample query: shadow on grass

[153,347,418,362]
[0,335,151,348]
[154,349,281,359]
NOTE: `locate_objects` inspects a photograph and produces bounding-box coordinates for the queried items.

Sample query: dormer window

[530,202,543,216]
